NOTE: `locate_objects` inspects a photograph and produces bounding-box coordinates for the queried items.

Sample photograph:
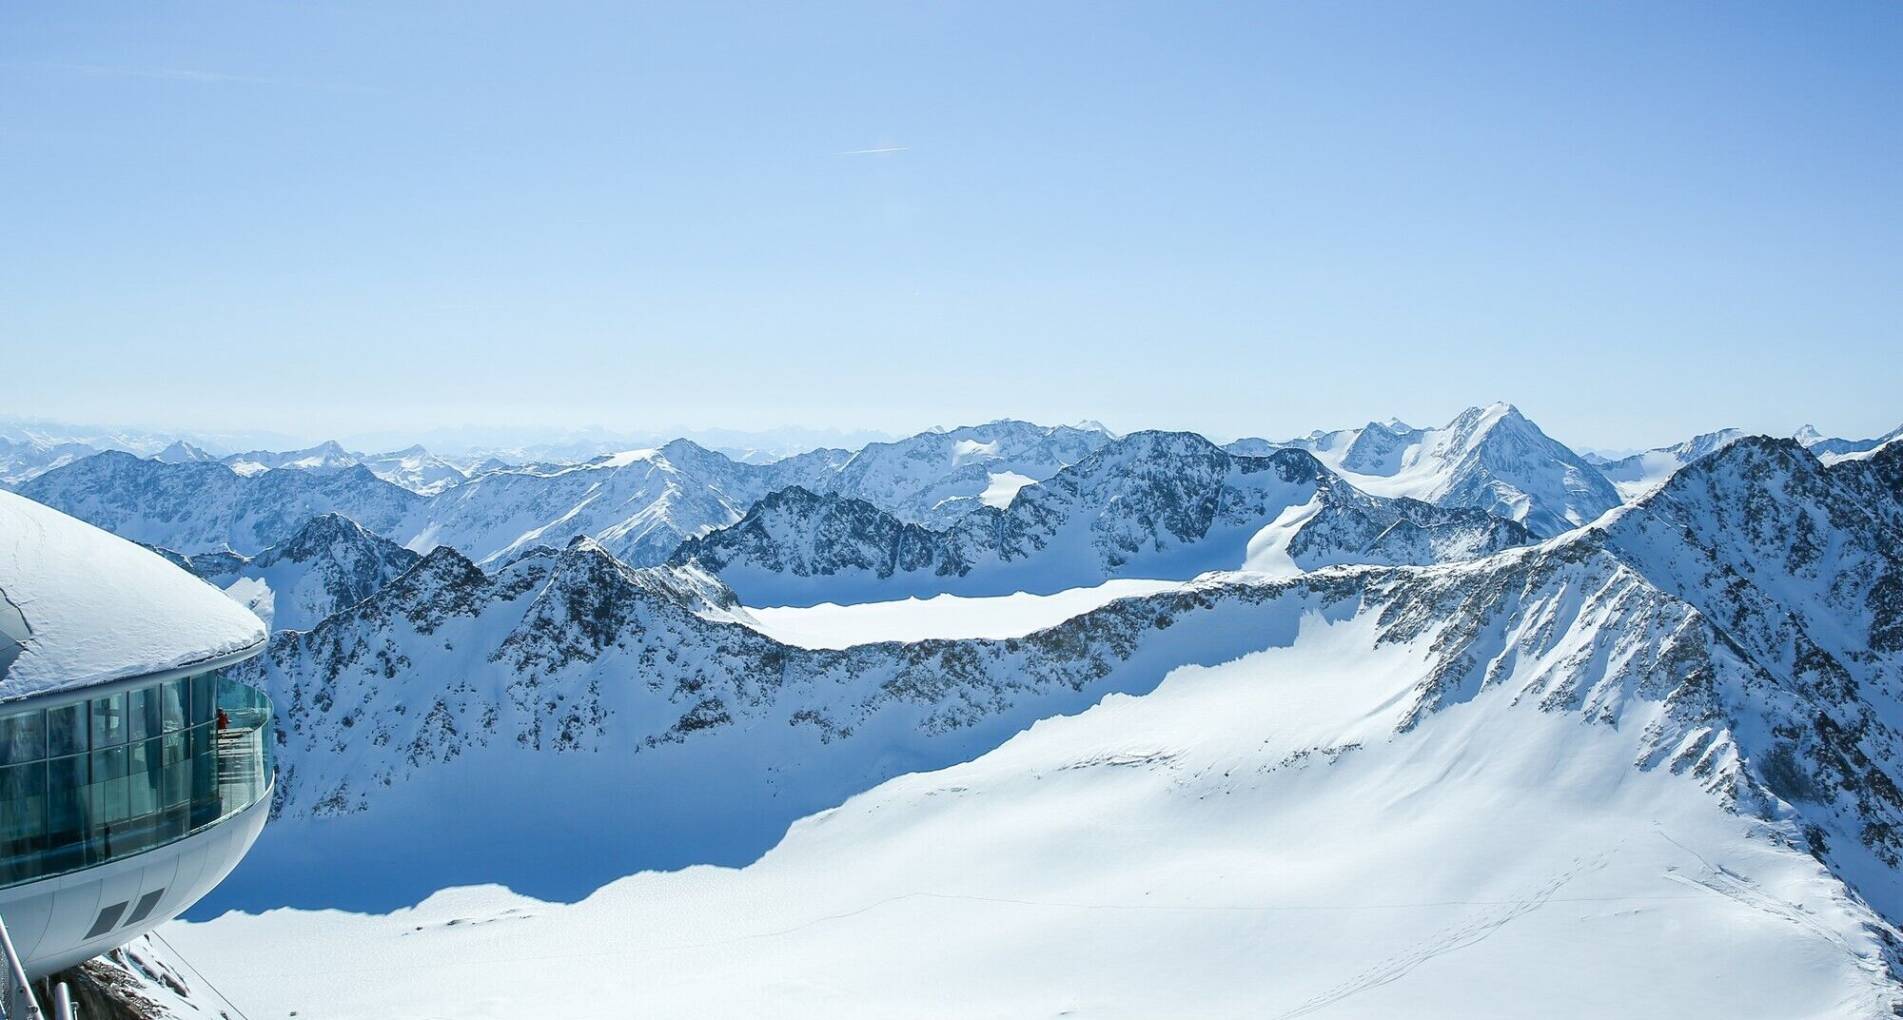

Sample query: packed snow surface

[0,489,265,698]
[742,579,1182,649]
[169,609,1896,1018]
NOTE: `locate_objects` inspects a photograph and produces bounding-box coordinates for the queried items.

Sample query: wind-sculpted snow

[202,436,1903,936]
[1231,403,1622,537]
[18,452,424,556]
[673,432,1533,606]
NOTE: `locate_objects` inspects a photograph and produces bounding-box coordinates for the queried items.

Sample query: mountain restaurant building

[0,489,274,978]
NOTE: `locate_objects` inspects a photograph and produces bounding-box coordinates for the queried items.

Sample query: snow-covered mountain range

[20,409,1903,584]
[17,452,424,556]
[672,433,1532,605]
[151,434,1903,1017]
[12,406,1903,1014]
[220,441,469,495]
[193,437,1902,896]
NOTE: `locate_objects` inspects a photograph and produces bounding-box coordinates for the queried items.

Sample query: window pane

[0,707,44,765]
[128,686,161,742]
[161,732,189,807]
[0,761,45,841]
[90,746,129,825]
[128,738,162,817]
[46,703,85,757]
[45,755,87,848]
[90,692,127,747]
[190,674,216,726]
[162,678,187,733]
[0,761,45,885]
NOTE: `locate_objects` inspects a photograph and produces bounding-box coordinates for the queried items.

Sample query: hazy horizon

[3,401,1896,462]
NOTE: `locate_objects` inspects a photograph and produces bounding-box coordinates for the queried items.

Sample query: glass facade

[0,672,272,888]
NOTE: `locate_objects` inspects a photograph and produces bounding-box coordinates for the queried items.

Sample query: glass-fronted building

[0,489,273,977]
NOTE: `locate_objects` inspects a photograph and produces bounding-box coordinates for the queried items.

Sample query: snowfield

[742,579,1184,648]
[168,609,1896,1018]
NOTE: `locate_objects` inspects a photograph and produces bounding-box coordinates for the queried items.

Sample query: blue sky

[2,2,1898,449]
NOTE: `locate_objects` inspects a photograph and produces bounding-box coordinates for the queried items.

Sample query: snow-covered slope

[1230,404,1622,537]
[178,621,1900,1018]
[1595,427,1746,499]
[169,437,1903,1015]
[218,513,423,631]
[673,433,1531,605]
[17,452,424,556]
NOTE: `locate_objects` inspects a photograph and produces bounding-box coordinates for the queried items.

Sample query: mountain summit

[1230,403,1622,537]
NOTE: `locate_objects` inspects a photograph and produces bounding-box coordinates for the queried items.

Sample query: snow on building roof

[0,489,266,702]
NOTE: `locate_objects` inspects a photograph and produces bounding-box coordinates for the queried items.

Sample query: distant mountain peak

[154,439,216,463]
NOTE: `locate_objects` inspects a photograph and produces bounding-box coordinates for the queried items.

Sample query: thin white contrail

[838,145,908,155]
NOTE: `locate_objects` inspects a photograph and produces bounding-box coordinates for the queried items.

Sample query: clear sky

[2,2,1898,450]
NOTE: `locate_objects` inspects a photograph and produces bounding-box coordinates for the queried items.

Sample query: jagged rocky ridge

[204,437,1903,941]
[672,432,1533,605]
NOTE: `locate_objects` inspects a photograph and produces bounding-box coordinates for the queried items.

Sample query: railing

[0,673,274,891]
[0,907,37,1020]
[0,910,71,1020]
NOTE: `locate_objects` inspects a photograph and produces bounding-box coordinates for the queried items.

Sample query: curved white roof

[0,489,266,702]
